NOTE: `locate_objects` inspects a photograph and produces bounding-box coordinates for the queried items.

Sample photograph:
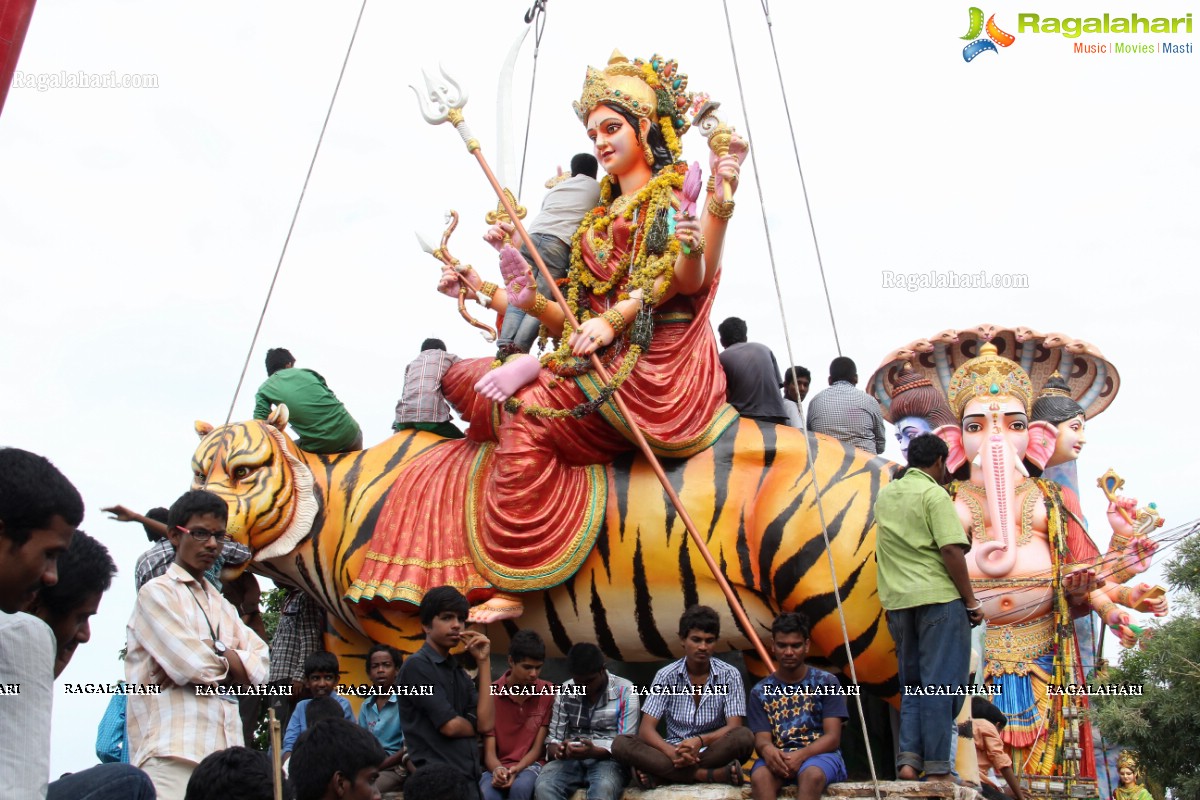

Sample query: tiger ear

[195,421,214,438]
[267,404,290,432]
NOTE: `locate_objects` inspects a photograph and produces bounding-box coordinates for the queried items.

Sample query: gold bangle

[601,308,627,335]
[477,281,498,308]
[705,175,716,195]
[1116,586,1133,606]
[528,293,549,317]
[690,234,706,255]
[706,196,734,220]
[1096,600,1118,621]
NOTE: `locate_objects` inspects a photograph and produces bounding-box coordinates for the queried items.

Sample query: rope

[517,0,548,199]
[719,1,881,797]
[757,0,842,355]
[221,0,369,426]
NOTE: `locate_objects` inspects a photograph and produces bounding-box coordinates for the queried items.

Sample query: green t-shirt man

[254,354,362,454]
[874,467,970,610]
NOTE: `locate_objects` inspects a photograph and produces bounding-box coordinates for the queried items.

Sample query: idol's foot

[474,354,541,403]
[468,593,524,624]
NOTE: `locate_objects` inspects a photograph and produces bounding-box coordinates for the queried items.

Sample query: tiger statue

[192,410,898,694]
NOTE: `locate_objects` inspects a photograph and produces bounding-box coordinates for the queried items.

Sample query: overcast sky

[2,0,1196,776]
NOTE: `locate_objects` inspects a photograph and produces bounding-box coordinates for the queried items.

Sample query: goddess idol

[349,52,748,621]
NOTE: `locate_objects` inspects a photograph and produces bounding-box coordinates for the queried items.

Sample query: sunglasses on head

[175,525,229,543]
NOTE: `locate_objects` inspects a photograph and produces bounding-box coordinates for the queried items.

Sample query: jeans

[497,233,571,352]
[480,763,541,800]
[534,757,628,800]
[48,763,156,800]
[886,599,971,775]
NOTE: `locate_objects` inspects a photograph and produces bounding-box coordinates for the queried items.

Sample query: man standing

[806,356,886,454]
[397,585,493,784]
[491,154,601,355]
[254,347,363,454]
[0,447,83,799]
[716,317,790,425]
[126,489,270,799]
[30,530,156,798]
[536,643,639,800]
[393,338,464,439]
[781,365,811,431]
[873,433,983,780]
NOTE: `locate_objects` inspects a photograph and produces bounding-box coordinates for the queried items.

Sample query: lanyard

[187,584,220,644]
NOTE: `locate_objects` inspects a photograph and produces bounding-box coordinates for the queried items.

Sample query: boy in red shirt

[481,631,555,800]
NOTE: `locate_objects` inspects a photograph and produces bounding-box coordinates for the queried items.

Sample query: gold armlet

[1110,567,1136,584]
[477,281,498,308]
[706,196,735,220]
[601,308,627,335]
[528,293,550,317]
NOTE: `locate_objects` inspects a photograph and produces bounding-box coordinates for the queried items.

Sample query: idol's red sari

[349,210,737,605]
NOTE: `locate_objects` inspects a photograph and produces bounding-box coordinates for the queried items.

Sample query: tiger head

[191,405,318,564]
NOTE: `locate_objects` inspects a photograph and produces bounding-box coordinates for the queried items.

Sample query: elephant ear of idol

[191,406,318,561]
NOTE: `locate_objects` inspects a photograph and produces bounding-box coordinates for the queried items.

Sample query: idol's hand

[484,221,516,253]
[709,132,749,201]
[437,264,477,301]
[1063,567,1103,604]
[1107,496,1139,538]
[499,246,535,308]
[568,316,615,357]
[675,216,703,256]
[1114,534,1156,578]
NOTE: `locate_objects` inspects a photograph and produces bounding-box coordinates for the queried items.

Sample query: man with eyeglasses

[125,489,270,800]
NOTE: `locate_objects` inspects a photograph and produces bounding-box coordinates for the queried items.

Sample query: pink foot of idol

[468,593,525,624]
[474,354,541,403]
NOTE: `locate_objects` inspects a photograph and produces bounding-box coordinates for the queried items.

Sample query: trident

[412,65,775,671]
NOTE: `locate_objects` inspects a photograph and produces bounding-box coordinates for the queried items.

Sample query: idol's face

[1053,414,1086,463]
[894,416,933,461]
[962,397,1029,465]
[586,106,646,176]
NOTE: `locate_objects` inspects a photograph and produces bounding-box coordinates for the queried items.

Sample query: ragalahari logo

[962,8,1016,61]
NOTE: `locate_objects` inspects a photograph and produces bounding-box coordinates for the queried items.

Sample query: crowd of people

[0,446,853,800]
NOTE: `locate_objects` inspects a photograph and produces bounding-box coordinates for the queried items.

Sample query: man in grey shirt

[491,154,601,354]
[806,356,887,454]
[717,317,790,425]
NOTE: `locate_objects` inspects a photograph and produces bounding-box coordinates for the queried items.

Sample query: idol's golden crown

[947,342,1034,417]
[573,50,694,141]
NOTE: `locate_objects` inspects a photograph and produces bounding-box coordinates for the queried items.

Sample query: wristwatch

[213,640,228,657]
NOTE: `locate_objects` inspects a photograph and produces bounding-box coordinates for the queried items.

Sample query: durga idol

[349,51,748,622]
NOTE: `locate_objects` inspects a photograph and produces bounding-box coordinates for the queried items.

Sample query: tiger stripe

[192,415,898,695]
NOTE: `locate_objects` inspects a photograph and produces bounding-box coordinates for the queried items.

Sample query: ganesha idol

[933,342,1161,777]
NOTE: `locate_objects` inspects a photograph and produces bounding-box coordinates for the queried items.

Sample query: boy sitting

[748,612,848,800]
[290,719,384,800]
[358,643,408,794]
[482,630,554,800]
[282,650,354,764]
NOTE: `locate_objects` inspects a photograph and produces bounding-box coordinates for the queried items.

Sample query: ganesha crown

[947,342,1034,417]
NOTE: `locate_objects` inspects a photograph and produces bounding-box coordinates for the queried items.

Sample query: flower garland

[505,164,685,419]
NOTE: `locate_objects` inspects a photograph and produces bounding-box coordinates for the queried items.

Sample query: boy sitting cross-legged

[748,612,849,800]
[482,630,555,800]
[282,650,354,764]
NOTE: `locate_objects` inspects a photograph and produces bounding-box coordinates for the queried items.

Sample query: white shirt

[125,563,270,766]
[0,612,55,799]
[527,174,601,244]
[784,398,805,431]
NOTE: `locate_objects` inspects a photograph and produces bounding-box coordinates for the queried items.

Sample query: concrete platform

[383,779,982,799]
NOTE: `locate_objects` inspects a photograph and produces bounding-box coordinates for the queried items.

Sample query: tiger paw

[468,594,524,624]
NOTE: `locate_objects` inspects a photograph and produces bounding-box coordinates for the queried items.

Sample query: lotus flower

[680,161,702,217]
